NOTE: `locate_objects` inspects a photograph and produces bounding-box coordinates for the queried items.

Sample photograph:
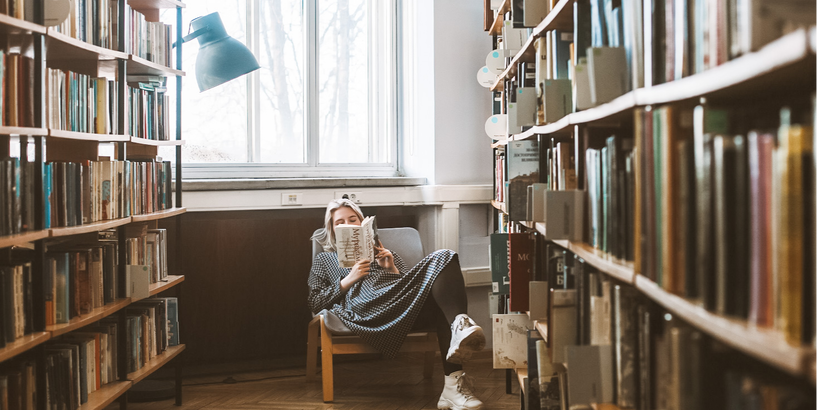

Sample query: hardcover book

[507,140,540,222]
[492,313,529,369]
[509,232,535,312]
[335,216,379,268]
[490,233,510,295]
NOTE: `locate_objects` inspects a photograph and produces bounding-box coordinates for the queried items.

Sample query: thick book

[509,232,535,312]
[335,216,379,268]
[490,233,510,295]
[492,313,529,369]
[507,140,540,222]
[613,284,639,408]
[712,134,749,318]
[527,329,544,410]
[565,344,614,406]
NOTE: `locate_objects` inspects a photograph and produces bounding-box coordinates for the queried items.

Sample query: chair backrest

[311,227,425,268]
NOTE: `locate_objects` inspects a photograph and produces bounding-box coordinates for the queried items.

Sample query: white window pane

[318,0,370,164]
[163,2,249,163]
[258,0,306,163]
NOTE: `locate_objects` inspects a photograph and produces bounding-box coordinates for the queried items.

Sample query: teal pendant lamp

[182,12,260,92]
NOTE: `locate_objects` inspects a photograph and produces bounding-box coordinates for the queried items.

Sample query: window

[161,0,398,178]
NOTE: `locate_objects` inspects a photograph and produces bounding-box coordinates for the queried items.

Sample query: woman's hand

[374,242,399,274]
[340,259,371,291]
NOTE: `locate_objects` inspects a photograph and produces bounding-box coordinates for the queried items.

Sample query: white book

[335,216,379,268]
[492,313,530,369]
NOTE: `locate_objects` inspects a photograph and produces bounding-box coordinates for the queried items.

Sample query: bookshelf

[0,0,188,407]
[486,0,816,408]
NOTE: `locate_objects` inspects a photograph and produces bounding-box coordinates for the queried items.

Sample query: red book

[508,232,535,312]
[748,131,774,327]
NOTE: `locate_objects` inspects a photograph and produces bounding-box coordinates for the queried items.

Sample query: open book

[335,216,379,268]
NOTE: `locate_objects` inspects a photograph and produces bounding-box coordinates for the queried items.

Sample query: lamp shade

[189,13,260,92]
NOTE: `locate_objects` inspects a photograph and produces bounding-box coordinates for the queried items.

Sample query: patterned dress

[308,248,455,359]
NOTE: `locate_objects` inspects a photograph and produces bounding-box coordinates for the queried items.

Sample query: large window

[161,0,397,178]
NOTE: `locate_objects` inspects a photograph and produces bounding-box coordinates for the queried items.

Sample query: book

[507,140,540,222]
[565,344,614,405]
[490,233,510,295]
[335,216,379,268]
[492,313,529,369]
[509,232,535,312]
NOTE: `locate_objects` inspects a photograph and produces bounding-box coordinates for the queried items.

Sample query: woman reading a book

[308,199,486,410]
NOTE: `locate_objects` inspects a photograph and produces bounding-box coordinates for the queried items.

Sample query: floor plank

[105,350,521,409]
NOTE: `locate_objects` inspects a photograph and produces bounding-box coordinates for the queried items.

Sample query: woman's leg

[413,297,462,375]
[430,254,469,323]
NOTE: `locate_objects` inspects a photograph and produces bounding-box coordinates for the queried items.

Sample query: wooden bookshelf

[550,240,636,285]
[129,136,186,147]
[78,381,132,410]
[127,344,186,384]
[45,29,128,61]
[491,200,507,214]
[491,139,508,148]
[131,207,187,222]
[149,275,185,296]
[50,217,132,238]
[0,13,45,34]
[0,126,48,136]
[48,129,130,142]
[505,27,815,140]
[634,275,810,377]
[635,27,814,106]
[128,55,186,77]
[0,229,50,249]
[488,0,511,36]
[47,299,132,338]
[516,367,527,395]
[0,332,50,363]
[534,321,548,344]
[490,0,574,92]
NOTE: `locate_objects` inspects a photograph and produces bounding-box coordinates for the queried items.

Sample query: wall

[433,0,493,185]
[401,0,493,185]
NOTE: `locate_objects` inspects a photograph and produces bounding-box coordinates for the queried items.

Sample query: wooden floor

[107,351,521,409]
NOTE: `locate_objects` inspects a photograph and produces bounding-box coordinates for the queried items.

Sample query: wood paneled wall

[159,206,421,365]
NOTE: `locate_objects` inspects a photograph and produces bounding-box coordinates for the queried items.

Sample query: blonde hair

[311,199,365,252]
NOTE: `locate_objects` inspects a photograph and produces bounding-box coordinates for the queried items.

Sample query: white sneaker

[437,370,483,410]
[446,314,486,364]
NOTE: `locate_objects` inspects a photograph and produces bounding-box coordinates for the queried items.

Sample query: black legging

[412,254,469,375]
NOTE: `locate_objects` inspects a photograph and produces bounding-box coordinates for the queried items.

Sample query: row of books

[0,52,35,128]
[491,242,816,409]
[46,68,120,135]
[43,225,169,326]
[45,158,173,228]
[128,81,172,141]
[124,223,169,285]
[0,158,37,236]
[42,297,178,408]
[49,0,175,69]
[0,359,36,410]
[45,323,118,408]
[585,135,635,262]
[51,0,121,51]
[126,9,174,68]
[490,0,814,134]
[635,104,815,346]
[0,262,34,347]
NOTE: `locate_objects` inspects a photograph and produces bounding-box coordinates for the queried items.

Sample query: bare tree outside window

[161,0,395,177]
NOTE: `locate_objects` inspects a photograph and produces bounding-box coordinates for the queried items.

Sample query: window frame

[177,0,400,179]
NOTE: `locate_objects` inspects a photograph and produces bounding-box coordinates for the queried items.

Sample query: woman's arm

[307,254,347,313]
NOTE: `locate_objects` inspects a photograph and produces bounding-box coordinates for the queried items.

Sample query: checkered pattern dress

[308,249,455,359]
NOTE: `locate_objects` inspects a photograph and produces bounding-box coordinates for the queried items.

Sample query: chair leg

[306,316,320,382]
[319,315,334,402]
[423,351,435,379]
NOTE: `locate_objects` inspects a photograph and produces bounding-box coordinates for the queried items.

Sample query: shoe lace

[454,316,473,332]
[455,373,476,398]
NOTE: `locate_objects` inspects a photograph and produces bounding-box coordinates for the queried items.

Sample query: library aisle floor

[104,350,520,409]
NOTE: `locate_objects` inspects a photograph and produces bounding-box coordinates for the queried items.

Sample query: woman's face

[332,206,361,228]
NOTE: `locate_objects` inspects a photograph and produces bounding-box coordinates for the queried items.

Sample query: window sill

[179,177,427,192]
